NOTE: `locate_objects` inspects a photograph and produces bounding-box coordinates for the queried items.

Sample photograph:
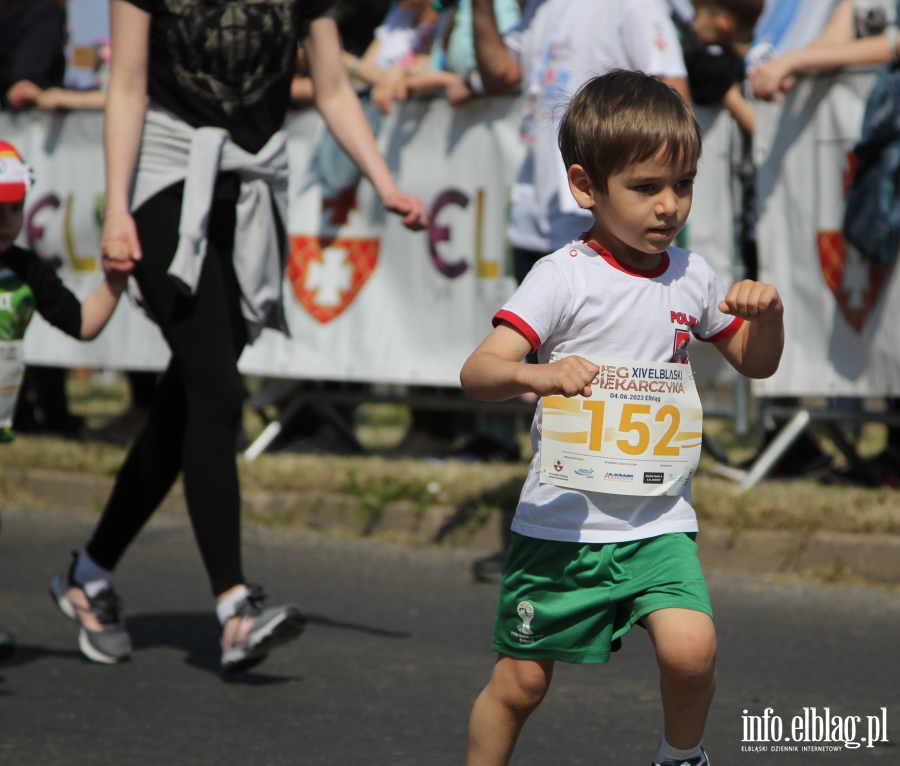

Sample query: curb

[3,468,900,583]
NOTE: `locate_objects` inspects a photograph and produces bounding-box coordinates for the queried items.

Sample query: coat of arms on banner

[817,230,888,332]
[286,234,379,324]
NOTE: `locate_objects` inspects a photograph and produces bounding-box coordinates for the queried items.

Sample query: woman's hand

[381,188,428,230]
[445,77,473,108]
[371,65,407,114]
[6,80,42,110]
[750,55,797,100]
[101,209,142,278]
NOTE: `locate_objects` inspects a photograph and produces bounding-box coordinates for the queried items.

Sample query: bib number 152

[542,396,702,457]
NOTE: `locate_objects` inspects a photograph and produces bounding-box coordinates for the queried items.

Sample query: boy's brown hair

[693,0,765,39]
[557,70,702,194]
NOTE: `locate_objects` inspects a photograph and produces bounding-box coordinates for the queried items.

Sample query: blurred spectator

[472,0,688,279]
[671,0,763,134]
[38,0,110,111]
[401,0,522,107]
[751,0,898,99]
[745,1,900,480]
[750,0,845,65]
[0,0,67,110]
[342,0,441,113]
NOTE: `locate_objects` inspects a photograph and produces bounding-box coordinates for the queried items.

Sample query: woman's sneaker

[49,553,132,664]
[652,747,710,766]
[220,585,305,673]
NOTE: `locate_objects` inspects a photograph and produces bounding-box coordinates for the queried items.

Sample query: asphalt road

[0,506,898,766]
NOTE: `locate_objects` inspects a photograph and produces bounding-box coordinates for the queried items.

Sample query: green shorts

[492,531,712,664]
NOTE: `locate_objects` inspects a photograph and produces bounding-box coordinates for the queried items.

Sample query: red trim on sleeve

[695,316,744,343]
[582,239,670,278]
[493,310,541,353]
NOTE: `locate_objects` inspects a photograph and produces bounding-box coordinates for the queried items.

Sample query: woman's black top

[0,246,82,338]
[123,0,336,153]
[0,0,66,109]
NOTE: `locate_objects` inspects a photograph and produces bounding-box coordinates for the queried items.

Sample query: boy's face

[0,201,24,253]
[574,149,696,261]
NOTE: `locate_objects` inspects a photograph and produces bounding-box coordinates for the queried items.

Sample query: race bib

[540,354,703,496]
[0,341,25,429]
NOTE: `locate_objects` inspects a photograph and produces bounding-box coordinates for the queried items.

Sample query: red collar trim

[581,238,670,279]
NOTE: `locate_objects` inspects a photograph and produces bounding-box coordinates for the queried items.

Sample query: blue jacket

[844,59,900,264]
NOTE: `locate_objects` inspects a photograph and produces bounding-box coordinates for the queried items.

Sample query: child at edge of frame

[459,70,784,766]
[0,139,127,662]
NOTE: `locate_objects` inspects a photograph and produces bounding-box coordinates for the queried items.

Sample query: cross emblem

[304,246,353,307]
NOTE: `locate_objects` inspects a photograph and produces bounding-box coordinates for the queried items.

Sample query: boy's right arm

[460,322,600,402]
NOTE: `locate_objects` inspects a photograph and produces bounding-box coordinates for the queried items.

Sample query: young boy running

[460,71,784,766]
[0,139,126,660]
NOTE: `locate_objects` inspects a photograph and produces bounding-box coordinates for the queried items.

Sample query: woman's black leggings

[86,175,247,596]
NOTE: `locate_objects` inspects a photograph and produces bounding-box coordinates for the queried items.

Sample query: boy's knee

[653,615,717,682]
[490,657,553,712]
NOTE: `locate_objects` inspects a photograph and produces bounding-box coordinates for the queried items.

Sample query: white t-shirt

[503,0,687,253]
[493,239,742,543]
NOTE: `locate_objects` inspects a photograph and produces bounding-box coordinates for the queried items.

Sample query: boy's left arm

[80,274,127,341]
[713,280,784,379]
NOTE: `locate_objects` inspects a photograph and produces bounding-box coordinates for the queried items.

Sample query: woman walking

[50,0,427,672]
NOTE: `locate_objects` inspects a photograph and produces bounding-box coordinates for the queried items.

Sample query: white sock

[655,737,703,764]
[216,585,250,625]
[73,551,112,598]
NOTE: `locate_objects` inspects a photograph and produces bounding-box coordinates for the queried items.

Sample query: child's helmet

[0,141,35,203]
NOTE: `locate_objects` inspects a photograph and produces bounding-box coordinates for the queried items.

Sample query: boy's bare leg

[644,608,717,750]
[467,655,555,766]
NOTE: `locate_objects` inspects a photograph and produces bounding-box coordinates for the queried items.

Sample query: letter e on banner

[428,189,469,278]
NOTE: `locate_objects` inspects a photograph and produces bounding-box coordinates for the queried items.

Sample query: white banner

[0,99,737,388]
[754,71,900,396]
[1,101,523,385]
